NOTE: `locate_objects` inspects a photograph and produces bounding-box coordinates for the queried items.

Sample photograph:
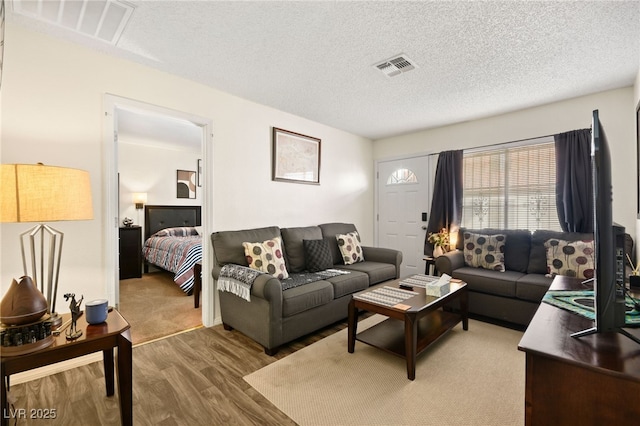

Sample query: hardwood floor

[7,313,370,425]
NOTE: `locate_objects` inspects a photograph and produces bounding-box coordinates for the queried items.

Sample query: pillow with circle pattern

[242,237,289,280]
[336,231,365,265]
[544,238,594,280]
[463,232,506,272]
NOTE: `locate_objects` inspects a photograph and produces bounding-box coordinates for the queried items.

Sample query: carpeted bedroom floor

[118,271,202,345]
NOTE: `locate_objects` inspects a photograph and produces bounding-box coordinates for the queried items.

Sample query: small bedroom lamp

[1,163,94,326]
[133,192,147,210]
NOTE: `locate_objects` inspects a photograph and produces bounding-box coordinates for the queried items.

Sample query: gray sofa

[211,223,402,354]
[435,228,594,326]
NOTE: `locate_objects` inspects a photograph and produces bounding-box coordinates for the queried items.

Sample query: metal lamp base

[20,223,64,322]
[49,312,63,328]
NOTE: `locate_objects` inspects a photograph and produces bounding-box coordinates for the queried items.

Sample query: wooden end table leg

[461,288,469,331]
[1,364,7,426]
[404,313,418,380]
[103,349,115,396]
[347,298,357,353]
[117,329,133,426]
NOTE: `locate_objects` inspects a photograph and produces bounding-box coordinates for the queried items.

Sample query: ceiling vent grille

[12,0,136,45]
[375,54,417,78]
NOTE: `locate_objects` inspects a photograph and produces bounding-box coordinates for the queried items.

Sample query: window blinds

[461,142,561,231]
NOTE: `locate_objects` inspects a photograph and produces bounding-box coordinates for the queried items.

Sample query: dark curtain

[554,129,593,233]
[424,150,463,255]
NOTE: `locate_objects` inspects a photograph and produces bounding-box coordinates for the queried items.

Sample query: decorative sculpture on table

[64,293,84,340]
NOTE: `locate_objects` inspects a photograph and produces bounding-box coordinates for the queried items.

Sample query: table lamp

[1,163,94,326]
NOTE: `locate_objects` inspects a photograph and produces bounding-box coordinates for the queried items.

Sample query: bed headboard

[144,205,202,239]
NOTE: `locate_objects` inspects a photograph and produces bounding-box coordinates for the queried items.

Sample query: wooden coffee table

[347,277,468,380]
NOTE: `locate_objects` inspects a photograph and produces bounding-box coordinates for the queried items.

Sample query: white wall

[0,24,373,308]
[634,66,640,107]
[118,140,202,228]
[374,88,638,239]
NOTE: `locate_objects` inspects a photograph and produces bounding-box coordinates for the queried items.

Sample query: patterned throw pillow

[544,239,595,280]
[242,237,289,279]
[463,233,506,272]
[303,239,334,272]
[336,232,365,265]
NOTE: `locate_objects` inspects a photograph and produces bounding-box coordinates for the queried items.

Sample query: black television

[572,110,639,344]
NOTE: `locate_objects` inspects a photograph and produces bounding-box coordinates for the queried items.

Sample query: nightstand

[119,226,142,279]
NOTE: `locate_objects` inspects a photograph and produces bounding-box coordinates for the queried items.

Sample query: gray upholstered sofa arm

[250,274,284,301]
[435,250,464,275]
[363,246,403,278]
[212,264,283,302]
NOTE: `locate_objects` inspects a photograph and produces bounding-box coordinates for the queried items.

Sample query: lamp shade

[1,164,94,223]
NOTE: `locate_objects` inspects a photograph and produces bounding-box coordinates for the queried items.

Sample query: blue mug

[85,299,108,324]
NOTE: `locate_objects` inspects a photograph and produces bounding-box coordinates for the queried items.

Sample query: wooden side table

[1,310,132,426]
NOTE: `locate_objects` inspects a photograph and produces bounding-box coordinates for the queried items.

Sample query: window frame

[460,136,561,231]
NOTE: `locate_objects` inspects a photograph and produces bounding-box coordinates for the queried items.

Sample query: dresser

[518,275,640,424]
[119,226,142,279]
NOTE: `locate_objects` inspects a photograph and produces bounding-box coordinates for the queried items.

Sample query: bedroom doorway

[103,95,215,338]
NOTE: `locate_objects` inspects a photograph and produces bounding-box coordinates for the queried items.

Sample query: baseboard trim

[10,353,102,385]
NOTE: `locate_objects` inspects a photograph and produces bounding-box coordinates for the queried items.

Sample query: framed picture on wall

[177,170,196,199]
[272,127,321,184]
[197,159,202,187]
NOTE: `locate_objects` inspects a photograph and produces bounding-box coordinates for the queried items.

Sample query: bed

[142,205,202,298]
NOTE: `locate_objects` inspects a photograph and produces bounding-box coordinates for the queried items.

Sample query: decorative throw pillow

[153,227,199,237]
[336,232,364,265]
[463,233,506,272]
[303,239,334,272]
[242,237,289,279]
[544,239,595,280]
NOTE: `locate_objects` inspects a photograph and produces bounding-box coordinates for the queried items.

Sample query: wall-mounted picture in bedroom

[177,170,196,199]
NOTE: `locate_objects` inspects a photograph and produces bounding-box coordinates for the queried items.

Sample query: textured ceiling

[7,1,640,141]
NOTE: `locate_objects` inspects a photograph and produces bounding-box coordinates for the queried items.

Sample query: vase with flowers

[428,228,450,257]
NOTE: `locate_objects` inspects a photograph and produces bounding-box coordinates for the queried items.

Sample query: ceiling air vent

[12,0,136,45]
[375,54,417,78]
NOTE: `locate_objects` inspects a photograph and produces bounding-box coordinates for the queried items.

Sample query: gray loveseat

[435,228,594,326]
[211,223,402,354]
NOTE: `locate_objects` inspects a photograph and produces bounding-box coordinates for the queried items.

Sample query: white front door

[377,156,431,277]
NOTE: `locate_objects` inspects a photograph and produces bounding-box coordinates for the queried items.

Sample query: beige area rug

[118,272,202,345]
[245,315,525,426]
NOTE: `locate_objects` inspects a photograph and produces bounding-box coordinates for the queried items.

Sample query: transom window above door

[387,168,418,185]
